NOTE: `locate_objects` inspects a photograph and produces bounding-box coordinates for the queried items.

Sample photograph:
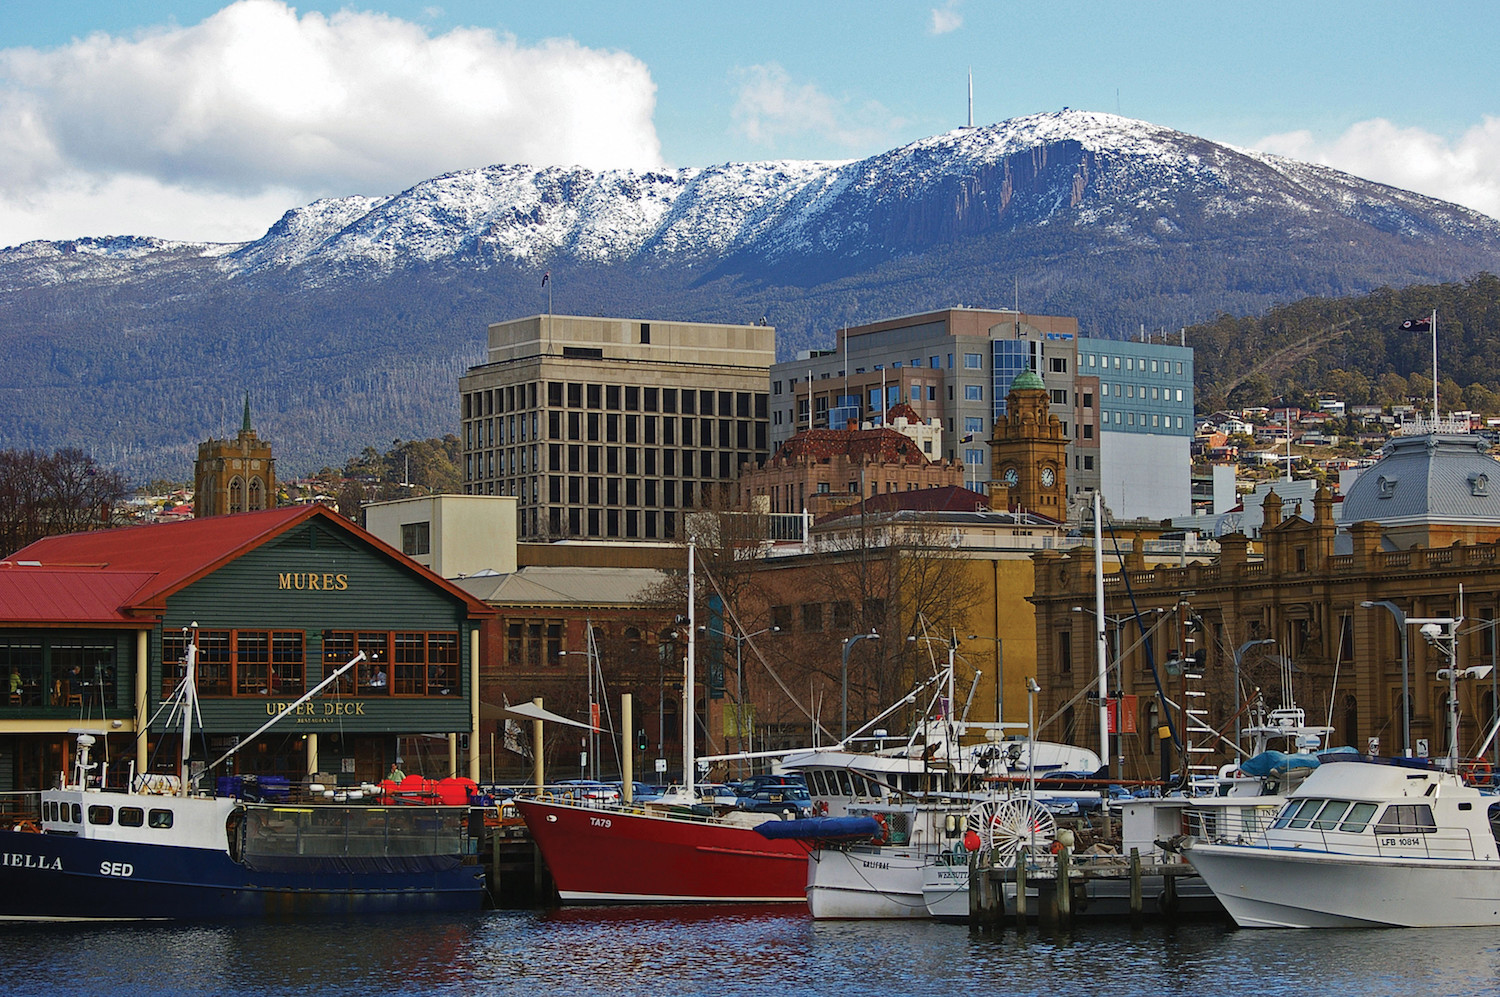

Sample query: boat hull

[806,844,934,918]
[516,798,810,904]
[1186,841,1500,928]
[0,829,485,921]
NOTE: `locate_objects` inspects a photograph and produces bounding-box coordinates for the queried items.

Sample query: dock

[967,846,1218,927]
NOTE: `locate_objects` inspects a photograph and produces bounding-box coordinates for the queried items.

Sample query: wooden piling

[1056,845,1072,927]
[1129,847,1142,919]
[1014,850,1028,928]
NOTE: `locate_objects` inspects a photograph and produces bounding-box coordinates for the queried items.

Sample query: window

[119,807,144,827]
[393,631,460,696]
[1058,633,1072,673]
[965,384,983,401]
[965,417,984,434]
[148,809,173,829]
[802,603,824,632]
[965,448,986,464]
[1339,802,1378,832]
[771,605,792,630]
[1374,804,1436,835]
[163,630,305,698]
[88,805,113,825]
[1050,357,1068,373]
[1050,389,1068,404]
[964,353,982,369]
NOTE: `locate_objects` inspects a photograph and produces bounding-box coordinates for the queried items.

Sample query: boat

[781,655,1102,919]
[1183,751,1500,928]
[0,629,485,920]
[516,544,848,904]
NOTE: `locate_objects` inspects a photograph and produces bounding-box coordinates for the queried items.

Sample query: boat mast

[179,624,198,797]
[1094,490,1110,773]
[684,542,697,796]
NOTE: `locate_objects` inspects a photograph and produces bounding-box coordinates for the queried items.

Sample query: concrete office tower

[460,315,773,540]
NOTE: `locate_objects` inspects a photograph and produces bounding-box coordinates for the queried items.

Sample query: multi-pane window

[394,632,460,695]
[163,630,305,698]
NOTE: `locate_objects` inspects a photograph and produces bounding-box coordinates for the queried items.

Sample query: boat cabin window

[1273,798,1321,829]
[808,770,827,796]
[87,805,113,825]
[836,771,854,796]
[1374,803,1437,835]
[71,803,82,824]
[1310,800,1351,830]
[148,809,174,829]
[1339,802,1378,833]
[119,807,144,828]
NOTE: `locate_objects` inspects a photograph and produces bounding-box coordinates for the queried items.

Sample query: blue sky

[1,0,1496,244]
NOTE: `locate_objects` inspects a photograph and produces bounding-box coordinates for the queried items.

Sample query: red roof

[0,564,157,626]
[6,505,493,620]
[773,427,931,466]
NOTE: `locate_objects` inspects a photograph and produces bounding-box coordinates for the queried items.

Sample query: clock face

[1002,468,1019,487]
[1041,467,1056,488]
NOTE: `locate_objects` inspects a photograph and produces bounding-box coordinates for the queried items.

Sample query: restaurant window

[401,521,431,556]
[393,631,461,696]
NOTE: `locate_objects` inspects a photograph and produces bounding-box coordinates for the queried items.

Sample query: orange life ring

[1465,758,1494,784]
[870,813,890,845]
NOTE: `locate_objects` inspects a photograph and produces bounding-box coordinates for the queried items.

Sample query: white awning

[503,701,600,731]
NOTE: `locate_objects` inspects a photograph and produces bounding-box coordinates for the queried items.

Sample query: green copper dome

[1010,369,1045,391]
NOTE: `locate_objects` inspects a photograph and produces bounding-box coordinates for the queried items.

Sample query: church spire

[241,392,252,435]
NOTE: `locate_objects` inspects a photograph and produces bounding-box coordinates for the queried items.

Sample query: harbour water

[4,906,1498,997]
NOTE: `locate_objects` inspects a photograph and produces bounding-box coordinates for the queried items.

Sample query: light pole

[841,631,880,742]
[1363,600,1410,756]
[1232,638,1277,752]
[700,624,779,776]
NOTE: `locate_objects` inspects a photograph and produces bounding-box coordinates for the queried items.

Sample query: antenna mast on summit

[967,69,973,128]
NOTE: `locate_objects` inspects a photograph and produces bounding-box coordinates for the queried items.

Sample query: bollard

[1056,844,1072,927]
[1015,849,1028,928]
[1129,847,1142,919]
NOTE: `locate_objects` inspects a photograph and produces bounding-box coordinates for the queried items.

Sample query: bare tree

[0,448,129,557]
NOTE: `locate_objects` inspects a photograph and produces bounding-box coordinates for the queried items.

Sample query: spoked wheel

[965,798,1056,864]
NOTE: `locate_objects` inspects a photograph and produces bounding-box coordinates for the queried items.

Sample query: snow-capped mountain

[2,110,1498,479]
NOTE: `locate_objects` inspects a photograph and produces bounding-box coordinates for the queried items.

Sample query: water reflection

[1,909,1498,996]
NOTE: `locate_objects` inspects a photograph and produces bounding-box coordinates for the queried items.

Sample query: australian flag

[1401,316,1431,332]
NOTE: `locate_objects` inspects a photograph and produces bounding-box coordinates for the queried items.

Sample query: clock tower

[989,369,1067,517]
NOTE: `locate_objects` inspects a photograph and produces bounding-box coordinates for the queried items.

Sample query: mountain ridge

[3,110,1498,480]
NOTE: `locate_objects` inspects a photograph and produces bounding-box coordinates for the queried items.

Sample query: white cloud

[0,0,663,245]
[1257,116,1500,221]
[930,2,963,35]
[730,63,898,153]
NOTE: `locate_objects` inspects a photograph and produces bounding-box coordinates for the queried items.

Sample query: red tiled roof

[774,427,930,466]
[7,505,493,620]
[815,485,996,524]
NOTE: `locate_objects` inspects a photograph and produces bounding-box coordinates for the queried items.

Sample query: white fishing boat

[1183,753,1500,928]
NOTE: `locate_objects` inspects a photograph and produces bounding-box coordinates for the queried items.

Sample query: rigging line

[1103,512,1181,749]
[695,554,827,738]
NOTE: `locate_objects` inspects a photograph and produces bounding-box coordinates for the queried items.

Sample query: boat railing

[1183,805,1280,844]
[1245,824,1489,861]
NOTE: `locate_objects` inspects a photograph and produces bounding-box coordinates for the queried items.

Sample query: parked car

[737,785,815,819]
[696,783,740,807]
[553,780,621,805]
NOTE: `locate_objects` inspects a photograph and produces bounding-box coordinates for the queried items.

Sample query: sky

[1,0,1497,247]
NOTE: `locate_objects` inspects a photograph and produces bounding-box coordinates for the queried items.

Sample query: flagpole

[1431,307,1439,424]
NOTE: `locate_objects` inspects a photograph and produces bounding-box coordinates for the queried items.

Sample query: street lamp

[1232,638,1277,752]
[1363,600,1410,756]
[700,624,780,775]
[841,631,880,742]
